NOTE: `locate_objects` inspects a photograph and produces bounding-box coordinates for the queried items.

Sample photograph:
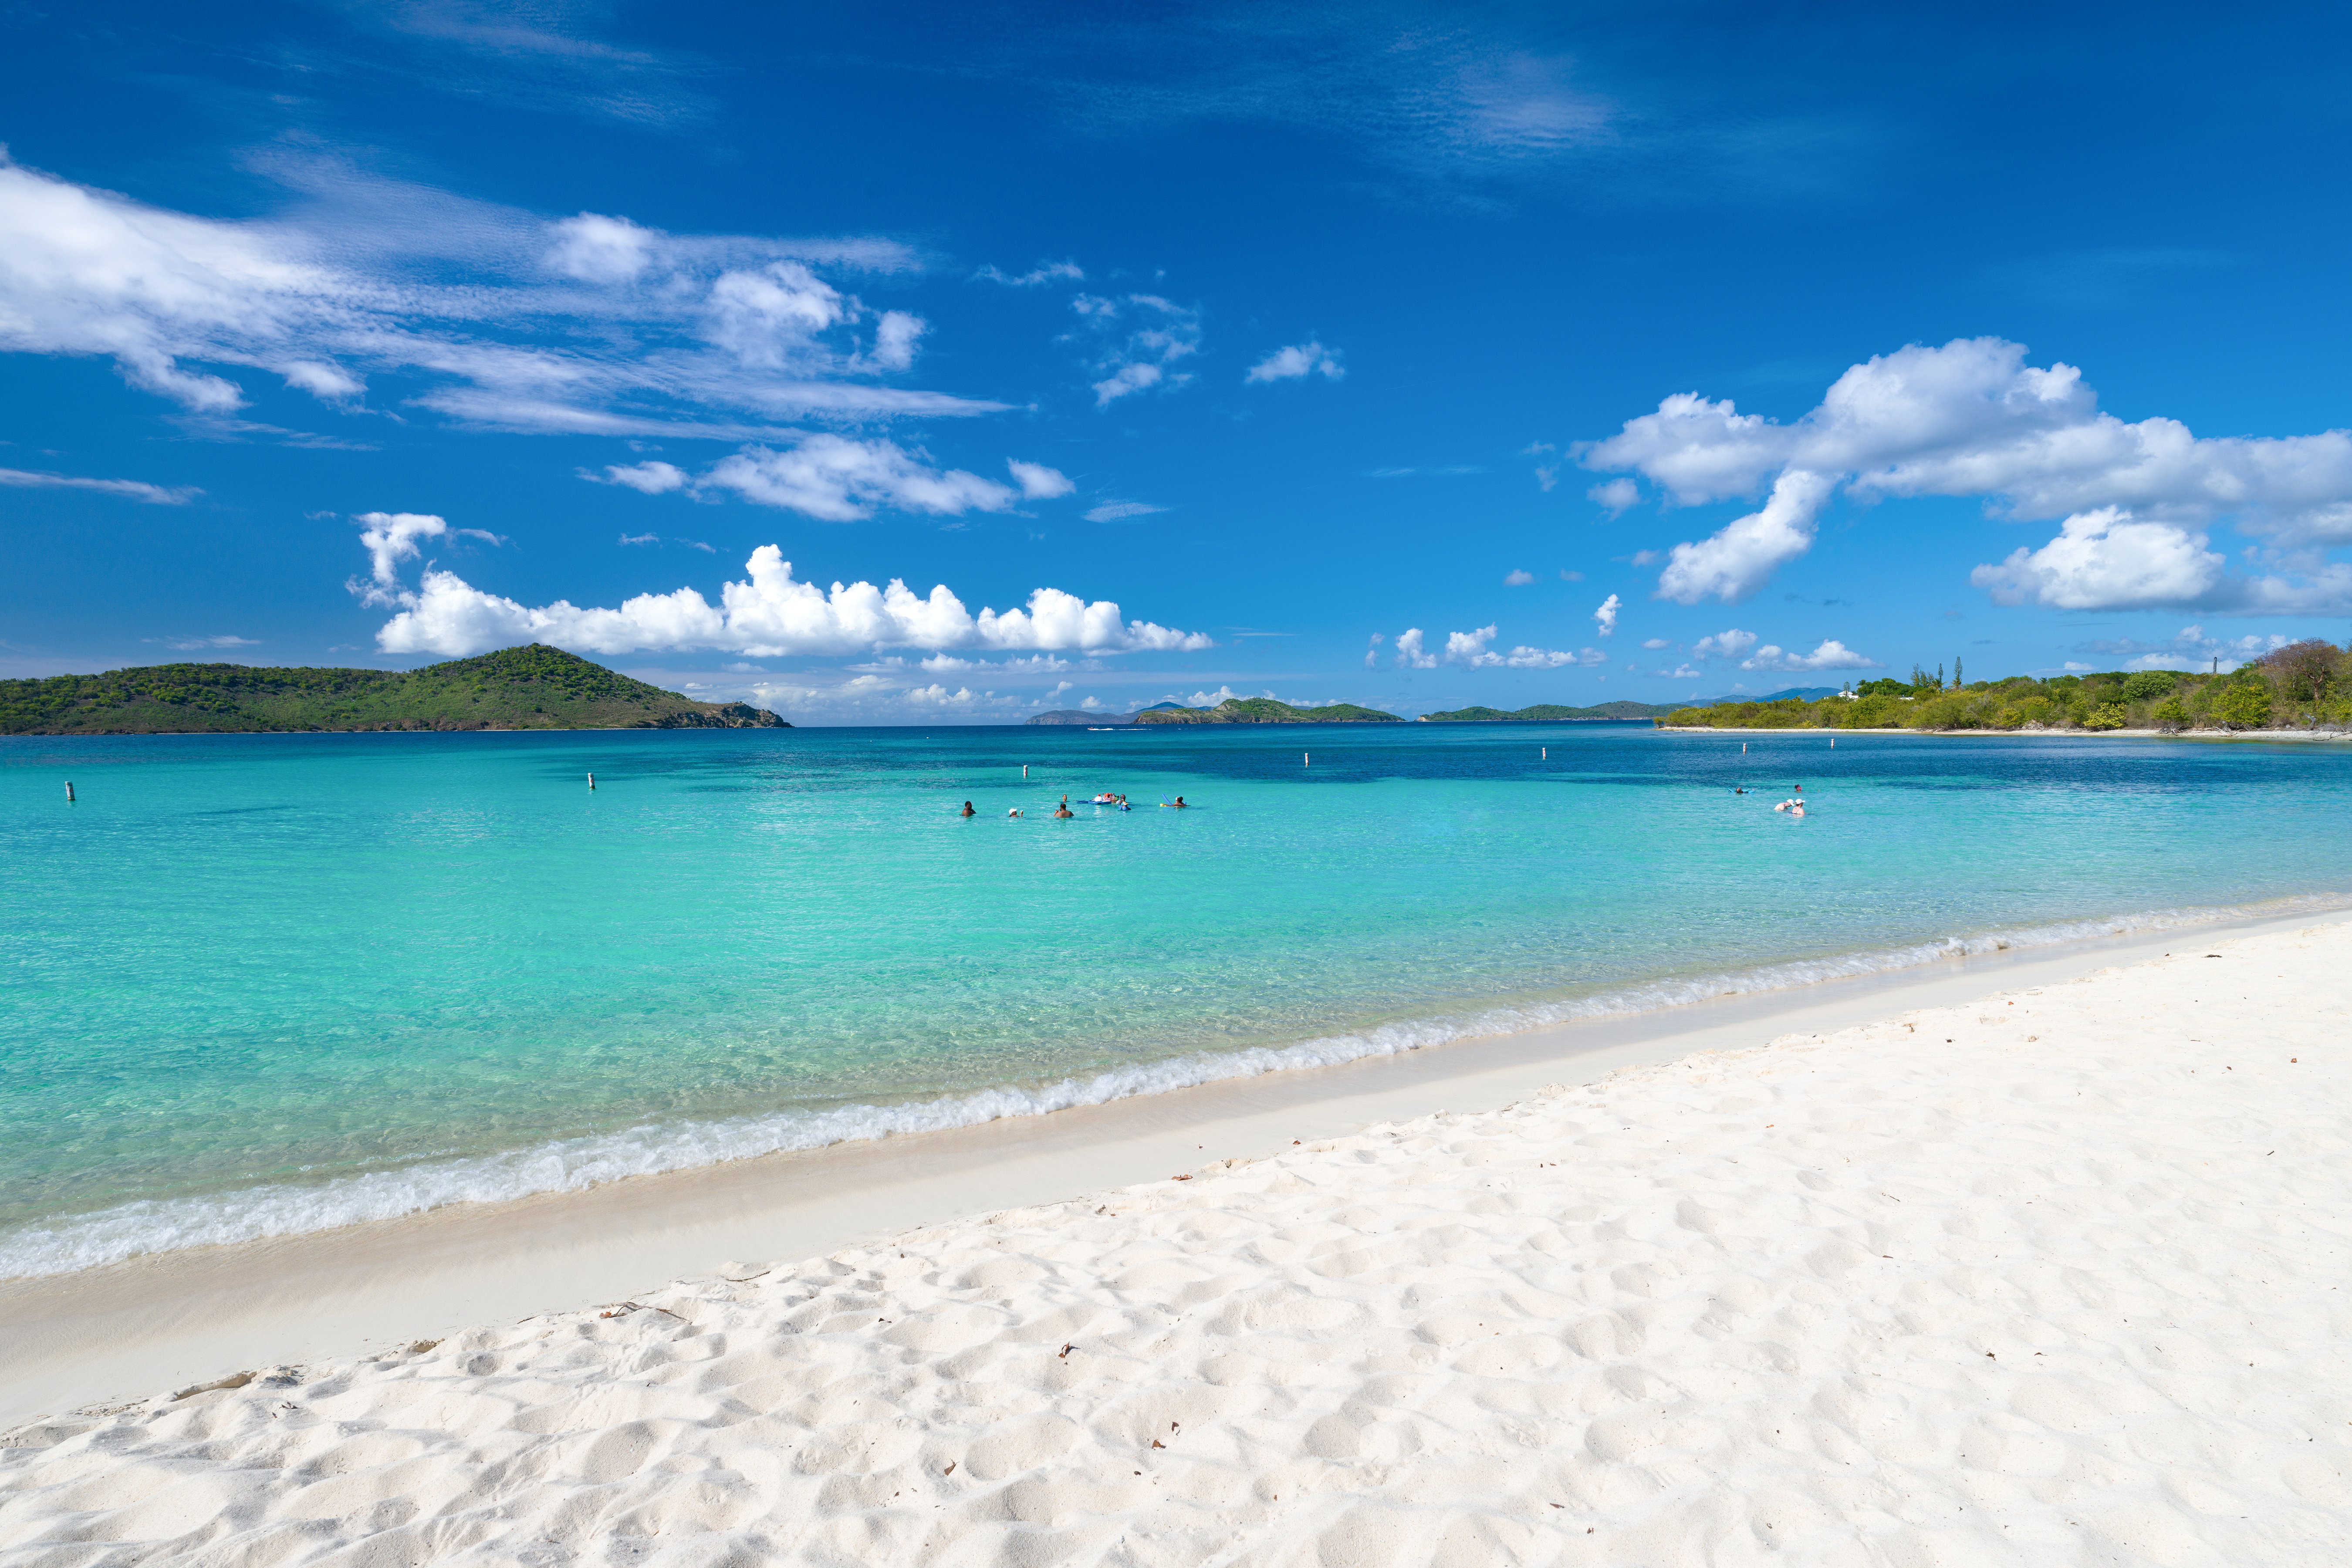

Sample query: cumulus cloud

[0,465,198,504]
[1579,336,2352,610]
[1691,629,1757,661]
[1364,631,1385,669]
[1075,294,1200,406]
[1588,476,1641,516]
[1441,625,1603,668]
[1245,341,1344,383]
[1392,628,1436,669]
[1007,460,1075,500]
[0,153,988,436]
[1738,639,1880,673]
[2071,624,2288,673]
[1640,637,1670,650]
[360,540,1215,659]
[1504,568,1535,585]
[588,460,689,494]
[1592,592,1621,636]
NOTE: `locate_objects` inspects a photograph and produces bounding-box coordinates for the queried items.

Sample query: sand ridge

[3,926,2349,1565]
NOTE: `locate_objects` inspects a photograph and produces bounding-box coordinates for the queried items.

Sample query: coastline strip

[0,904,2339,1427]
[5,919,2346,1564]
[5,891,2343,1283]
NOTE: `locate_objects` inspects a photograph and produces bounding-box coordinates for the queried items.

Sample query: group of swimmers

[1731,782,1808,816]
[960,793,1188,819]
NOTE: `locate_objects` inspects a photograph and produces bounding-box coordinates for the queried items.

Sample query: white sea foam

[4,892,2342,1280]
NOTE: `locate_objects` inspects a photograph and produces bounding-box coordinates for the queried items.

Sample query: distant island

[1419,701,1677,722]
[1024,703,1189,726]
[1654,644,2349,734]
[0,645,790,735]
[1134,697,1403,725]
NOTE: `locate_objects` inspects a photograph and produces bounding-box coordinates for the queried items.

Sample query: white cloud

[1006,460,1075,500]
[702,438,1018,521]
[351,511,452,604]
[1640,637,1670,650]
[1085,500,1169,522]
[1393,628,1436,669]
[1244,341,1343,383]
[619,532,659,546]
[1739,639,1881,673]
[1581,336,2352,609]
[1588,476,1640,516]
[1504,568,1535,585]
[1442,625,1602,668]
[976,261,1085,287]
[0,153,987,436]
[1655,469,1835,605]
[362,541,1216,659]
[588,460,689,494]
[0,465,198,504]
[2069,623,2288,673]
[1559,568,1583,582]
[161,634,260,651]
[1592,592,1621,636]
[1076,294,1200,406]
[1691,628,1758,661]
[1364,631,1385,669]
[581,442,1073,522]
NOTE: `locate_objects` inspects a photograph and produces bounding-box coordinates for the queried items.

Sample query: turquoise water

[5,723,2349,1277]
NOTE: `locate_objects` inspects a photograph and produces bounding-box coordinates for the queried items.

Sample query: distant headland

[1136,697,1402,725]
[1418,701,1679,722]
[0,645,789,735]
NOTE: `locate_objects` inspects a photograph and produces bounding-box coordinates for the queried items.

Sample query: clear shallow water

[4,723,2349,1277]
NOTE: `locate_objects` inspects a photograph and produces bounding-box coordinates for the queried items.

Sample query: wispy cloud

[0,466,199,504]
[0,152,995,439]
[1085,500,1169,523]
[1070,294,1200,406]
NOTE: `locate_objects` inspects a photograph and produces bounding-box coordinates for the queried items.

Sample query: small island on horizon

[0,645,790,735]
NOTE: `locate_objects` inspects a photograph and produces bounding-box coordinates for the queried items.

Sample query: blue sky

[4,1,2351,721]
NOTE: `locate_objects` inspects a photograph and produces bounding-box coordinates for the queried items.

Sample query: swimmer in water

[1007,806,1022,818]
[1053,796,1075,818]
[1164,795,1189,809]
[960,801,976,817]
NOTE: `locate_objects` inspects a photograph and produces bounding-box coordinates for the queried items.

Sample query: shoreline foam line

[5,889,2345,1281]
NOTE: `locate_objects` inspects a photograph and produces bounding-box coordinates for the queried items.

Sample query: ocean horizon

[6,721,2349,1280]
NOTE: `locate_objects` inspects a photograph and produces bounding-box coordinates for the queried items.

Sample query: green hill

[1133,697,1403,725]
[1419,702,1676,722]
[1652,645,2350,733]
[0,645,790,734]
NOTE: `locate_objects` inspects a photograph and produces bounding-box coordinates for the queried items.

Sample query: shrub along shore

[1656,638,2349,734]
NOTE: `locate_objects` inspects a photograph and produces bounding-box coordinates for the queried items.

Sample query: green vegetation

[1419,701,1678,721]
[1655,640,2351,735]
[0,645,790,734]
[1134,697,1403,725]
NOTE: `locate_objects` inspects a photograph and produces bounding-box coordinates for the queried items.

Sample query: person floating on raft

[1162,795,1190,808]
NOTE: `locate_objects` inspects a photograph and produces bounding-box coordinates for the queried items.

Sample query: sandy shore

[4,922,2349,1563]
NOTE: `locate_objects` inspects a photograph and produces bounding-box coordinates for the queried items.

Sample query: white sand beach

[5,921,2351,1565]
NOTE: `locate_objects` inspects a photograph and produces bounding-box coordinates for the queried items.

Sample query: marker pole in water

[1022,764,1028,779]
[588,772,596,789]
[1541,747,1547,760]
[1304,752,1310,767]
[65,781,75,803]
